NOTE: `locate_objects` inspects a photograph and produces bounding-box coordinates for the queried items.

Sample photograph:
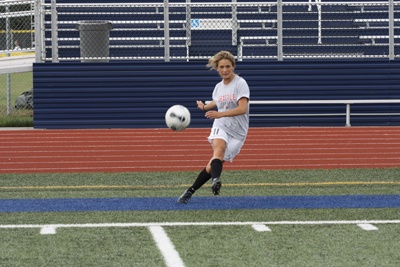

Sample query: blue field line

[1,195,400,213]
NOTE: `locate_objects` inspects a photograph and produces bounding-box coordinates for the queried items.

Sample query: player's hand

[205,110,220,119]
[196,100,205,111]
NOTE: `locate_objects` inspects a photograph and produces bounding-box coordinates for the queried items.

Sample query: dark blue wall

[33,60,400,129]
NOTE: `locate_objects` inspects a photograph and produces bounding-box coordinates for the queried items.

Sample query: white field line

[149,226,185,267]
[1,220,400,230]
[252,224,272,232]
[357,223,379,231]
[40,225,57,235]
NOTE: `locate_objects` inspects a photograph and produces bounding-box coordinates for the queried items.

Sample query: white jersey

[211,75,250,141]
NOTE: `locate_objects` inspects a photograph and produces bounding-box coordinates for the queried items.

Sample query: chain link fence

[0,0,35,56]
[40,1,399,62]
[0,72,33,115]
[0,0,34,123]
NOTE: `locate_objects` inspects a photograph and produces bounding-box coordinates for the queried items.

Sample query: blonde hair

[206,50,236,70]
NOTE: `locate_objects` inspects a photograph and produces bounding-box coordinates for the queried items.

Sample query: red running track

[1,127,400,174]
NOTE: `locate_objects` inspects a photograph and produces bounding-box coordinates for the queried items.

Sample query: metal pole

[34,0,44,62]
[51,0,59,62]
[186,0,191,59]
[277,0,283,61]
[6,5,11,53]
[6,74,11,115]
[164,0,170,62]
[185,0,191,61]
[388,0,394,60]
[6,5,11,114]
[232,0,237,46]
[346,104,351,127]
[317,0,322,44]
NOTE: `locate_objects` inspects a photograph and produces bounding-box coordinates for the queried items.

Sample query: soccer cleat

[211,178,222,195]
[177,189,193,204]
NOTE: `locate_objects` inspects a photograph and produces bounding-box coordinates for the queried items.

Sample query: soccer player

[177,50,250,204]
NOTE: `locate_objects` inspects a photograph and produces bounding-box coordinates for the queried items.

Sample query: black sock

[189,168,211,192]
[210,158,223,180]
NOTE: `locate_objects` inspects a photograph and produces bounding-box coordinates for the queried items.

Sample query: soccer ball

[165,105,191,131]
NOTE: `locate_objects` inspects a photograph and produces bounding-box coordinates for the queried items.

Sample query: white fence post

[34,0,45,63]
[51,0,59,63]
[277,0,283,61]
[164,0,170,62]
[389,0,395,60]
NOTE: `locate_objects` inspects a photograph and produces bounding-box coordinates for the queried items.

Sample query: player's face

[217,59,235,82]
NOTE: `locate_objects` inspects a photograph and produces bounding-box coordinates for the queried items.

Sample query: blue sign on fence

[191,19,200,29]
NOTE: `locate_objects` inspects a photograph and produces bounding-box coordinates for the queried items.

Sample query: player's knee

[206,157,224,172]
[211,158,223,167]
[213,146,225,158]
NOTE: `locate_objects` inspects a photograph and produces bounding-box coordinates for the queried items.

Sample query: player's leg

[211,136,246,195]
[207,138,226,195]
[206,128,228,195]
[177,127,227,203]
[177,168,211,204]
[177,149,224,203]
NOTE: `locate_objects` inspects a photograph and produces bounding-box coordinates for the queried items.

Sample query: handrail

[250,100,400,127]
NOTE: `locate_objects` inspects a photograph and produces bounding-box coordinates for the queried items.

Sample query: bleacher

[45,3,187,60]
[41,1,399,62]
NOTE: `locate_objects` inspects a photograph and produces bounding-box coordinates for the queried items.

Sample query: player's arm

[197,100,216,112]
[205,97,249,119]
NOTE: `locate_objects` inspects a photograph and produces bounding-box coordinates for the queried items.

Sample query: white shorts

[208,127,245,162]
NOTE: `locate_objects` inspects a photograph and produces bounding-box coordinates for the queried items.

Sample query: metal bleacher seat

[46,1,399,61]
[51,4,190,60]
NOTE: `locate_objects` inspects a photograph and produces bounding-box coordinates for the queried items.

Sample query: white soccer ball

[165,105,191,131]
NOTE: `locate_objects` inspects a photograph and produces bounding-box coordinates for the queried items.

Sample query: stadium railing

[35,0,399,62]
[206,99,400,127]
[250,100,400,127]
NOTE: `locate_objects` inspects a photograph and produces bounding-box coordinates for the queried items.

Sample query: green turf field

[1,168,400,266]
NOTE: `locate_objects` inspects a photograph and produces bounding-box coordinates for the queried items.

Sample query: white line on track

[3,152,400,159]
[2,161,400,172]
[1,159,400,167]
[3,147,400,153]
[2,127,400,172]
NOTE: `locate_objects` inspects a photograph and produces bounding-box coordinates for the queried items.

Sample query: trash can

[77,21,113,62]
